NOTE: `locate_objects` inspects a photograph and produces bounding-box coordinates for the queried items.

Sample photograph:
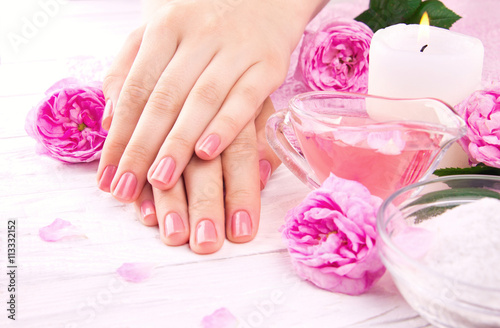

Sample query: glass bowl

[377,175,500,328]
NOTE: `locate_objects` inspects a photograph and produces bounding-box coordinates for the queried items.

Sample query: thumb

[255,97,281,190]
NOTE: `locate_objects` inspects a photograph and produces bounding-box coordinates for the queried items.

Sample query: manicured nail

[112,172,137,201]
[98,165,117,192]
[259,160,272,190]
[140,200,156,224]
[102,100,113,130]
[232,211,252,238]
[196,220,217,244]
[151,157,175,185]
[165,212,185,237]
[198,134,221,158]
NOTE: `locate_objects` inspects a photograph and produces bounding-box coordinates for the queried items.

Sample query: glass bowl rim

[377,174,500,293]
[288,90,464,128]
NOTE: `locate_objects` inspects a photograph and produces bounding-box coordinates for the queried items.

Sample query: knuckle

[124,143,152,164]
[168,134,192,151]
[104,137,129,155]
[236,84,261,109]
[225,189,255,204]
[225,135,257,161]
[192,80,223,107]
[121,80,151,106]
[147,88,182,117]
[218,115,241,135]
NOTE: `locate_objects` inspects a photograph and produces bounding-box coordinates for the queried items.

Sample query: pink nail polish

[102,100,114,130]
[112,172,137,201]
[259,160,272,190]
[140,200,156,222]
[232,211,252,237]
[98,165,117,192]
[103,99,114,117]
[198,134,221,158]
[196,220,217,244]
[151,157,175,185]
[165,212,185,237]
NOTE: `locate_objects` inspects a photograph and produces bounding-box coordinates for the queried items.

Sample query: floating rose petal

[116,262,155,283]
[39,218,86,242]
[201,308,237,328]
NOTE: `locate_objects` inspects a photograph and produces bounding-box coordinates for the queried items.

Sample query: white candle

[368,23,484,106]
[367,23,484,168]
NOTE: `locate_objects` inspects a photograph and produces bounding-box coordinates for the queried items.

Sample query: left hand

[133,97,281,254]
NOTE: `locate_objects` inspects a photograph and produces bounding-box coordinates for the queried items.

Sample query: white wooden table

[3,0,496,327]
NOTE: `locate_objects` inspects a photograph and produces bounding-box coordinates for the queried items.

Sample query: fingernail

[198,134,220,158]
[102,99,113,130]
[112,172,137,201]
[259,160,272,190]
[232,211,252,238]
[151,157,175,185]
[98,165,117,192]
[140,200,156,224]
[165,212,185,237]
[196,220,217,244]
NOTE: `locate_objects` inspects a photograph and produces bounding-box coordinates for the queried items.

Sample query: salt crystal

[418,197,500,288]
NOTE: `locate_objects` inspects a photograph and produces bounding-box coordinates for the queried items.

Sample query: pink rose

[455,86,500,168]
[281,174,385,295]
[25,78,107,163]
[296,19,373,93]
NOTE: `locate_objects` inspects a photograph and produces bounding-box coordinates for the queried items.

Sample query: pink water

[295,121,447,199]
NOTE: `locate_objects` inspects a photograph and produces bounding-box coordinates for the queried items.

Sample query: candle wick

[420,44,428,53]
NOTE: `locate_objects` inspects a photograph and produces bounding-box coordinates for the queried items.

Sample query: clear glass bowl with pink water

[377,175,500,328]
[266,91,466,199]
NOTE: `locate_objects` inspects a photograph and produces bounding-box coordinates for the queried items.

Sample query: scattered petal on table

[39,218,87,242]
[116,262,156,283]
[201,307,237,328]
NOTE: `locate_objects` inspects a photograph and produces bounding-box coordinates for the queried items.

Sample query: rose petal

[201,307,237,328]
[39,218,86,242]
[116,263,155,283]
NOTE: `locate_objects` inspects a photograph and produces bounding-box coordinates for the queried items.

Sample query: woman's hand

[133,97,281,254]
[97,0,327,203]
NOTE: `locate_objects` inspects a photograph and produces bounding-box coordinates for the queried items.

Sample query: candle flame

[418,12,430,46]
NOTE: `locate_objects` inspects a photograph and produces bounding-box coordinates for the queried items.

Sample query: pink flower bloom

[201,308,237,328]
[296,19,373,93]
[25,78,107,163]
[281,174,385,295]
[116,263,155,283]
[39,218,86,242]
[455,86,500,168]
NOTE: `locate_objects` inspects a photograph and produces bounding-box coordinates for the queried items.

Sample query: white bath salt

[418,197,500,288]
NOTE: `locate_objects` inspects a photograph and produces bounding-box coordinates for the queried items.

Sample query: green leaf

[406,0,461,29]
[406,188,500,222]
[433,163,500,177]
[355,0,422,32]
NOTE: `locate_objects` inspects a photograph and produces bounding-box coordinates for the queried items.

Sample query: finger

[133,182,158,227]
[184,156,225,254]
[152,176,190,246]
[101,25,145,131]
[146,50,258,191]
[194,60,286,161]
[222,119,260,243]
[255,97,282,190]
